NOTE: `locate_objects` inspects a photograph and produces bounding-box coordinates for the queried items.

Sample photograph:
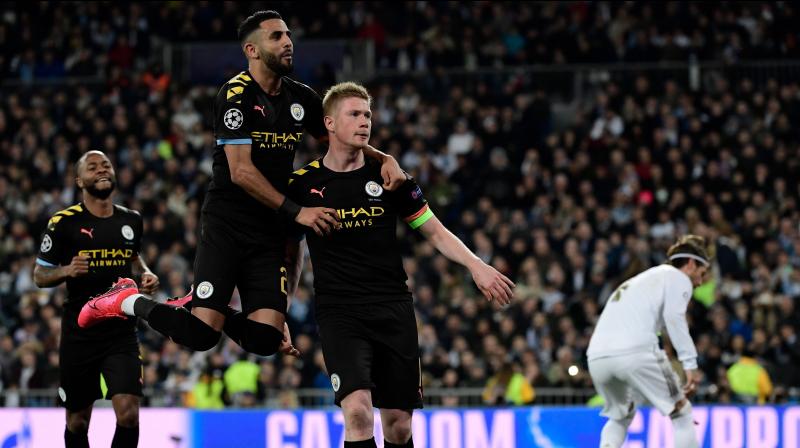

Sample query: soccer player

[285,82,515,448]
[78,10,404,358]
[34,151,158,448]
[586,235,710,448]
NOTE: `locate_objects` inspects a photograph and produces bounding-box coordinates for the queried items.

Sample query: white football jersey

[587,264,698,370]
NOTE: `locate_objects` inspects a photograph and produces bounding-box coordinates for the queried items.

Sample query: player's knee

[66,415,90,434]
[344,403,374,432]
[386,423,412,445]
[383,410,412,443]
[239,320,283,356]
[622,402,636,423]
[190,319,222,351]
[670,400,692,419]
[116,408,139,428]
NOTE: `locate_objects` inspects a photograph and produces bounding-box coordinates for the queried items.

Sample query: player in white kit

[587,235,710,448]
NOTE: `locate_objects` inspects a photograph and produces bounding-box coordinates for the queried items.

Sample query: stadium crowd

[2,1,799,81]
[1,2,800,408]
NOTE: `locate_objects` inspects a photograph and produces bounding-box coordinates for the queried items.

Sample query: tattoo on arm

[33,265,66,288]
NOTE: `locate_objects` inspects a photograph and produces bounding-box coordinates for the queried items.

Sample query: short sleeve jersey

[209,71,326,237]
[287,158,434,304]
[36,203,142,338]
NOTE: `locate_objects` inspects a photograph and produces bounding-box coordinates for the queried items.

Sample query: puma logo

[310,187,326,198]
[253,105,266,117]
[81,228,94,239]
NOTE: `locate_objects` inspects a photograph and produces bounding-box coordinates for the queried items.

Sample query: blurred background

[0,0,799,428]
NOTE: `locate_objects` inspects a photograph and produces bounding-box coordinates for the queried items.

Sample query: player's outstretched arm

[33,256,88,288]
[225,144,338,235]
[363,144,405,191]
[418,215,515,305]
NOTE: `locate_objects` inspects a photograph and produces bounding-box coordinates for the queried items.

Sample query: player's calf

[670,399,698,448]
[147,305,221,351]
[384,439,413,448]
[64,427,89,448]
[599,403,635,448]
[109,282,222,351]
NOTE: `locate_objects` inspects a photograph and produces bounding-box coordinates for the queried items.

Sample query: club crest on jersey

[330,373,341,392]
[365,181,383,197]
[121,225,134,240]
[40,235,52,253]
[290,103,304,121]
[223,108,244,129]
[196,281,214,299]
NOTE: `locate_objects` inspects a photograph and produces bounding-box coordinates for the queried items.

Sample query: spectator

[482,362,534,406]
[727,350,774,404]
[223,354,260,407]
[187,366,225,410]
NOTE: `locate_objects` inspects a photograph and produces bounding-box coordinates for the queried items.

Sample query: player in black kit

[286,83,516,448]
[34,151,159,448]
[79,11,404,360]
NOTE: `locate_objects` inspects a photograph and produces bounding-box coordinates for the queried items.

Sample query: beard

[85,179,116,199]
[262,48,293,76]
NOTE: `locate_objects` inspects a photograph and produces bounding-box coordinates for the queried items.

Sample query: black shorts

[59,330,142,411]
[316,301,423,409]
[192,212,288,315]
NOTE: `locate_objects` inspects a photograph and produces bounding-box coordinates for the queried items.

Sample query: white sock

[121,294,145,317]
[599,414,633,448]
[672,402,698,448]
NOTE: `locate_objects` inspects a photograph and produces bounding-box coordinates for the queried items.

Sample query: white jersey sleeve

[662,268,698,370]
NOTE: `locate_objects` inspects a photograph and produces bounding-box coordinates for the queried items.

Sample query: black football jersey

[209,71,326,237]
[287,158,433,305]
[37,203,142,337]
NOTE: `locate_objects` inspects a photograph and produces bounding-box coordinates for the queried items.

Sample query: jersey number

[610,281,630,302]
[280,266,288,296]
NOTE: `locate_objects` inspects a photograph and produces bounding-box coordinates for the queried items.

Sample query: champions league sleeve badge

[224,108,244,129]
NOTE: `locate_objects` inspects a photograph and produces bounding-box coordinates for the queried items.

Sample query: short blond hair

[322,82,372,117]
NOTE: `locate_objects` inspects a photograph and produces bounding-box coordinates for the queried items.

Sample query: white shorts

[588,348,684,419]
